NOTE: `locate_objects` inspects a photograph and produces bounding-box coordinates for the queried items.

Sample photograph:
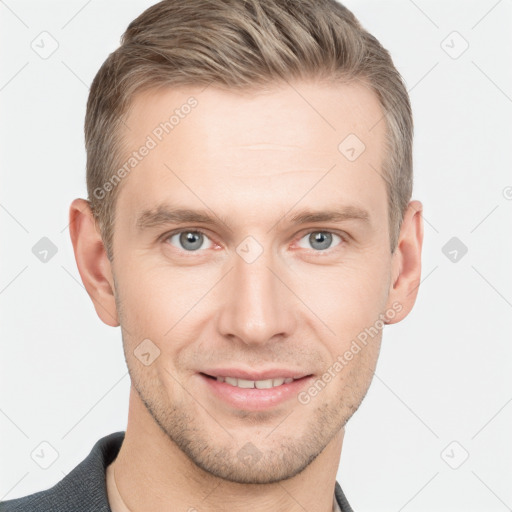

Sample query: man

[1,0,422,510]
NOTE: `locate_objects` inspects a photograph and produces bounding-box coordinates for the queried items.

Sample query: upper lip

[200,368,311,380]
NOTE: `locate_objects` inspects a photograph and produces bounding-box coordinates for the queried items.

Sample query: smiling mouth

[200,373,309,389]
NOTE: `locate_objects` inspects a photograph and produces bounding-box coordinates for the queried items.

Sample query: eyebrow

[136,206,230,231]
[135,204,370,231]
[288,206,369,225]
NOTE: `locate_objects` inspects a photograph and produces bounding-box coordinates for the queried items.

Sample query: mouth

[198,370,313,411]
[200,373,305,389]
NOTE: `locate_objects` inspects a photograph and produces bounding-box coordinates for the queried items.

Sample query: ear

[385,200,424,324]
[68,198,119,327]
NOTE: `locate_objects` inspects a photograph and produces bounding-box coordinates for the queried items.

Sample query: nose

[216,246,297,346]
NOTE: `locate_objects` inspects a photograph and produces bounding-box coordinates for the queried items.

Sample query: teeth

[255,379,273,389]
[237,378,254,389]
[216,376,296,389]
[225,376,237,386]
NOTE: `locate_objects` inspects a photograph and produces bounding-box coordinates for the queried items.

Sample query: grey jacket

[1,432,354,511]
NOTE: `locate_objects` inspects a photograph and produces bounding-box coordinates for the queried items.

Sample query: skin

[69,79,423,512]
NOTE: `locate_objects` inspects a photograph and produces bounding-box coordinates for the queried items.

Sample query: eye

[297,231,343,252]
[167,230,213,252]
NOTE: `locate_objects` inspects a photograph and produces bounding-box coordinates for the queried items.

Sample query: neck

[111,386,344,512]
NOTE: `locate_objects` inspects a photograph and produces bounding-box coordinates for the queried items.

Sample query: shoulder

[0,432,125,512]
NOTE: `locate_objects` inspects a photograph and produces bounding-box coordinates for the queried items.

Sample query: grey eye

[297,231,341,251]
[168,231,212,251]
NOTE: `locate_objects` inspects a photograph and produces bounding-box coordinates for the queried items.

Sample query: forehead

[116,80,388,228]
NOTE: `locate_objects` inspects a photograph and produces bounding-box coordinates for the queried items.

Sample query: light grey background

[1,0,511,510]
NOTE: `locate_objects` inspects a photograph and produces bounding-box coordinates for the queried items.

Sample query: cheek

[115,259,216,340]
[291,254,391,338]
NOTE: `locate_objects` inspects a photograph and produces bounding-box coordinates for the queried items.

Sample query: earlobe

[68,198,120,327]
[385,200,424,324]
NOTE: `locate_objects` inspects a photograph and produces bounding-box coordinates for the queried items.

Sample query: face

[110,80,394,484]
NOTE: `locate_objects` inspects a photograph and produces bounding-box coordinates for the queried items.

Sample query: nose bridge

[217,242,295,345]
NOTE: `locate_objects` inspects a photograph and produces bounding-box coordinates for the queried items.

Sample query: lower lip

[199,374,313,411]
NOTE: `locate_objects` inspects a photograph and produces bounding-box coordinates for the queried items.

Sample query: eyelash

[160,228,347,256]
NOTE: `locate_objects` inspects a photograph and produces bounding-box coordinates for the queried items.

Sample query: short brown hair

[85,0,413,260]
